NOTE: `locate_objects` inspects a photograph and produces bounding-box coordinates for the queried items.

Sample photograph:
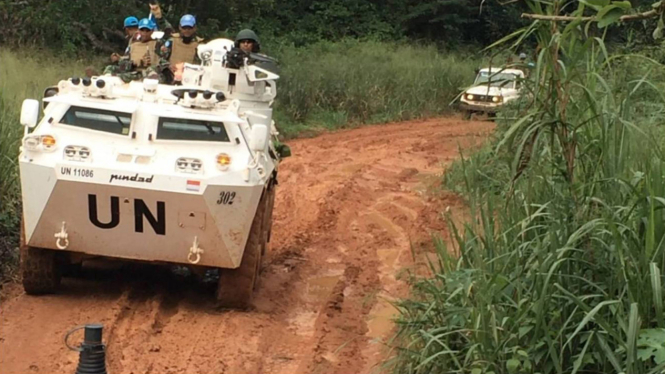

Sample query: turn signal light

[42,135,56,147]
[216,153,231,171]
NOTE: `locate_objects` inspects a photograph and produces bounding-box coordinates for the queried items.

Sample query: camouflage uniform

[103,38,169,83]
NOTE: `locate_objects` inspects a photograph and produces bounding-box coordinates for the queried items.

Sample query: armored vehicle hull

[17,39,287,308]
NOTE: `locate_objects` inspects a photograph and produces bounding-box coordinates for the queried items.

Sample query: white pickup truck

[459,67,525,120]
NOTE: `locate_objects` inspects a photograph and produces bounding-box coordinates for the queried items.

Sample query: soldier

[161,14,204,82]
[104,18,163,83]
[234,29,261,54]
[128,18,161,73]
[102,16,140,73]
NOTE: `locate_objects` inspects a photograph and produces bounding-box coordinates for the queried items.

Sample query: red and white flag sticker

[186,180,201,192]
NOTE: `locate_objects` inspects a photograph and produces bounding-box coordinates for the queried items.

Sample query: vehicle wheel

[262,184,276,255]
[20,220,61,295]
[62,261,84,278]
[216,191,267,309]
[462,110,472,120]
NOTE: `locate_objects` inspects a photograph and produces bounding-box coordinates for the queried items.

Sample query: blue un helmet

[180,14,196,28]
[124,16,139,28]
[138,18,155,30]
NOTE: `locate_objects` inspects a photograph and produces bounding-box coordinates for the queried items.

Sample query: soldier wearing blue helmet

[160,14,204,83]
[127,18,160,71]
[107,16,140,65]
[104,18,164,82]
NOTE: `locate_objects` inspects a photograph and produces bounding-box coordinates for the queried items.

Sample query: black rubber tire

[262,184,276,255]
[20,220,61,295]
[216,191,268,309]
[462,110,472,120]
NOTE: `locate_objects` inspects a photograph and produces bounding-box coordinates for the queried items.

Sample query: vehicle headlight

[175,157,204,173]
[64,145,92,162]
[24,136,40,150]
[64,146,77,158]
[176,158,189,170]
[466,94,475,101]
[23,135,57,152]
[190,160,202,172]
[492,96,503,103]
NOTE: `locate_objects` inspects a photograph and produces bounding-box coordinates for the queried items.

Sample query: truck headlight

[466,94,475,101]
[492,96,503,103]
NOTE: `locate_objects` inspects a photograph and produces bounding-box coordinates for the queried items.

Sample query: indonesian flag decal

[186,180,201,192]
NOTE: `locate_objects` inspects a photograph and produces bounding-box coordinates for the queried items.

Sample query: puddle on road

[367,298,399,340]
[287,310,318,337]
[377,248,400,271]
[365,212,401,237]
[306,274,342,303]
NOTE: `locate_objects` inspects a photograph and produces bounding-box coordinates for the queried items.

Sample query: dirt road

[0,117,492,374]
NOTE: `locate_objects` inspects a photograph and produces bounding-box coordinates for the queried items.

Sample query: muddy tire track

[0,117,493,374]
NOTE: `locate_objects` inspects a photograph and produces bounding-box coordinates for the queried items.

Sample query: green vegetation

[273,40,478,137]
[3,0,661,57]
[0,0,529,53]
[389,1,665,373]
[0,50,94,281]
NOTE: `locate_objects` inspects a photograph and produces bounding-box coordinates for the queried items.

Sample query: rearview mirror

[21,99,40,128]
[249,124,269,152]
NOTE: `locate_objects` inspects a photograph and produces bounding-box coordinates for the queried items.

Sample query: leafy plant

[390,1,665,373]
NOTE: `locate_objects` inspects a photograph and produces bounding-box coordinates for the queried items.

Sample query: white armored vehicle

[17,39,288,308]
[459,67,525,120]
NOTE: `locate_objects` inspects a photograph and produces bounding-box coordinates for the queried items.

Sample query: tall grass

[390,2,665,373]
[0,49,93,280]
[272,39,479,137]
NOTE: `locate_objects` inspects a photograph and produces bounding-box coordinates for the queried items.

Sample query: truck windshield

[60,106,132,135]
[474,72,518,88]
[157,117,230,142]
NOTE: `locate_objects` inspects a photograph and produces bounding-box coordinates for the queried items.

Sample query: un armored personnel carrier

[17,39,288,308]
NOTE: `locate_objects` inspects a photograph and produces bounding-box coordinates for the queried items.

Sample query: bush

[390,3,665,372]
[273,39,479,137]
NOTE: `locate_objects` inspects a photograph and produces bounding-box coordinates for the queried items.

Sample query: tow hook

[55,221,69,250]
[188,236,204,264]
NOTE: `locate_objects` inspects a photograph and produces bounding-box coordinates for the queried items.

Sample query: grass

[388,5,665,373]
[271,39,480,138]
[0,49,96,281]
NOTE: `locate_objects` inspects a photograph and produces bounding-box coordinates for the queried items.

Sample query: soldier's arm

[154,16,174,38]
[158,39,172,61]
